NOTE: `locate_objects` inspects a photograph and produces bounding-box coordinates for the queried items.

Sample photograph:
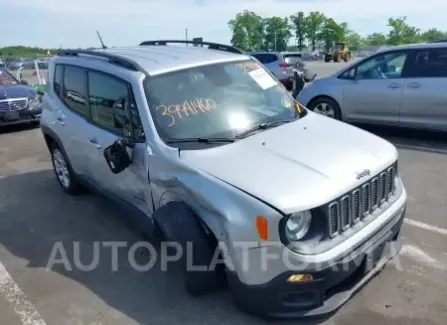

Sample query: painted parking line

[394,143,447,155]
[404,218,447,237]
[0,262,47,325]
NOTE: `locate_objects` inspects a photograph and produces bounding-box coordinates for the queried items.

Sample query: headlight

[285,210,312,241]
[28,96,41,109]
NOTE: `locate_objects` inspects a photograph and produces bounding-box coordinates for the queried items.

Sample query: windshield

[0,69,19,85]
[334,43,344,50]
[145,59,305,141]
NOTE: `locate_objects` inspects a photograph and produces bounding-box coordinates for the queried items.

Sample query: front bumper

[228,206,406,319]
[0,106,42,126]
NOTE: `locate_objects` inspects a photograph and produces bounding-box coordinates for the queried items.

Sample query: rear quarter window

[252,54,278,64]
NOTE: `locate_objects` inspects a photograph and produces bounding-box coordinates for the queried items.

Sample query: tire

[50,141,84,195]
[153,202,222,296]
[324,55,331,62]
[344,52,351,62]
[308,97,342,120]
[334,54,340,62]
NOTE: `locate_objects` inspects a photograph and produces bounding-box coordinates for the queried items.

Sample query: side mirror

[103,139,132,174]
[20,80,28,85]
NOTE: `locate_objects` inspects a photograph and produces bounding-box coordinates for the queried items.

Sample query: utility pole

[274,31,277,51]
[185,28,188,46]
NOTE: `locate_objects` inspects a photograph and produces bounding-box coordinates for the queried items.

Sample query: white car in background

[298,42,447,132]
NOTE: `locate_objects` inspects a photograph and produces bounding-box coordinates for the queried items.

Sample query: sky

[1,0,446,49]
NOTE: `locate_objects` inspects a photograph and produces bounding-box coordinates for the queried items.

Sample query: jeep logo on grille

[356,169,371,180]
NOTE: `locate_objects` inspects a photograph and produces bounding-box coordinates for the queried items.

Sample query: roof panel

[97,45,250,75]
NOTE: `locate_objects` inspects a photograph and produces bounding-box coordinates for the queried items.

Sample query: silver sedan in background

[298,42,447,132]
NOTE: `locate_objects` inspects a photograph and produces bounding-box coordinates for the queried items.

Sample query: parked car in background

[37,58,49,69]
[7,59,24,70]
[23,58,37,70]
[0,59,5,68]
[249,51,316,90]
[249,51,299,90]
[0,68,42,126]
[297,42,447,131]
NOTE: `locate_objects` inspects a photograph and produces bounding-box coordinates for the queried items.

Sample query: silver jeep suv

[40,40,407,318]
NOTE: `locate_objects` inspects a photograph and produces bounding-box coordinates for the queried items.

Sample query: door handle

[406,82,421,89]
[88,137,101,149]
[387,82,401,89]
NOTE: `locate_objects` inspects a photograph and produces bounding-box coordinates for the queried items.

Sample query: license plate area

[363,232,393,274]
[2,111,20,121]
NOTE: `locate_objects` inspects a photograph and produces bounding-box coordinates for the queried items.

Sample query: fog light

[287,274,313,282]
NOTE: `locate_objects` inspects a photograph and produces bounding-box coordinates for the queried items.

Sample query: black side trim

[57,49,147,73]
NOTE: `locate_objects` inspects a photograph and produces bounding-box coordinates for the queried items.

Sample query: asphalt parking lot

[1,61,447,325]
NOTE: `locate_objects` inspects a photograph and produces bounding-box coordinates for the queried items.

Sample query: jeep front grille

[328,165,397,238]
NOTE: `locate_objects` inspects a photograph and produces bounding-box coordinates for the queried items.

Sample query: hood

[0,85,35,100]
[180,112,398,214]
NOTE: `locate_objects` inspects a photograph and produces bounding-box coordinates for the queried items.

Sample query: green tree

[318,18,344,51]
[263,17,292,51]
[387,16,420,45]
[290,11,307,51]
[366,32,387,46]
[228,11,264,51]
[420,28,447,42]
[229,23,247,51]
[346,32,365,51]
[304,11,326,51]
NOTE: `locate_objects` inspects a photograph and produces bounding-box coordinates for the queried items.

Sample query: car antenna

[96,30,107,49]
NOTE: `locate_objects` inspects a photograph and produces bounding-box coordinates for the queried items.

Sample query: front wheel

[344,52,352,62]
[153,202,223,296]
[308,97,342,120]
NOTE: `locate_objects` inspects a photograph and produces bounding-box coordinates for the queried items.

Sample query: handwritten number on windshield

[156,98,217,127]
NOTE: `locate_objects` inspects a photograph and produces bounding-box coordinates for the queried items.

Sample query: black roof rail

[139,40,244,54]
[56,49,145,72]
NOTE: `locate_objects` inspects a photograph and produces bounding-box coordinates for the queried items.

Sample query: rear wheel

[324,55,331,62]
[308,97,342,120]
[50,141,84,195]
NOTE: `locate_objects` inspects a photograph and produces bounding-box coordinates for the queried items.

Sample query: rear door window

[63,66,89,118]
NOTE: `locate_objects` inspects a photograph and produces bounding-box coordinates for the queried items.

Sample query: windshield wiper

[166,137,236,144]
[235,119,293,139]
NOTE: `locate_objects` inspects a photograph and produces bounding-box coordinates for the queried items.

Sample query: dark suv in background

[0,68,42,127]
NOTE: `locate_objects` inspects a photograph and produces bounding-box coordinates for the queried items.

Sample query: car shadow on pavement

[356,124,447,155]
[0,123,39,135]
[0,170,329,325]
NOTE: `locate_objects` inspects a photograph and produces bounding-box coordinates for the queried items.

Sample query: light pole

[274,31,277,51]
[185,28,188,46]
